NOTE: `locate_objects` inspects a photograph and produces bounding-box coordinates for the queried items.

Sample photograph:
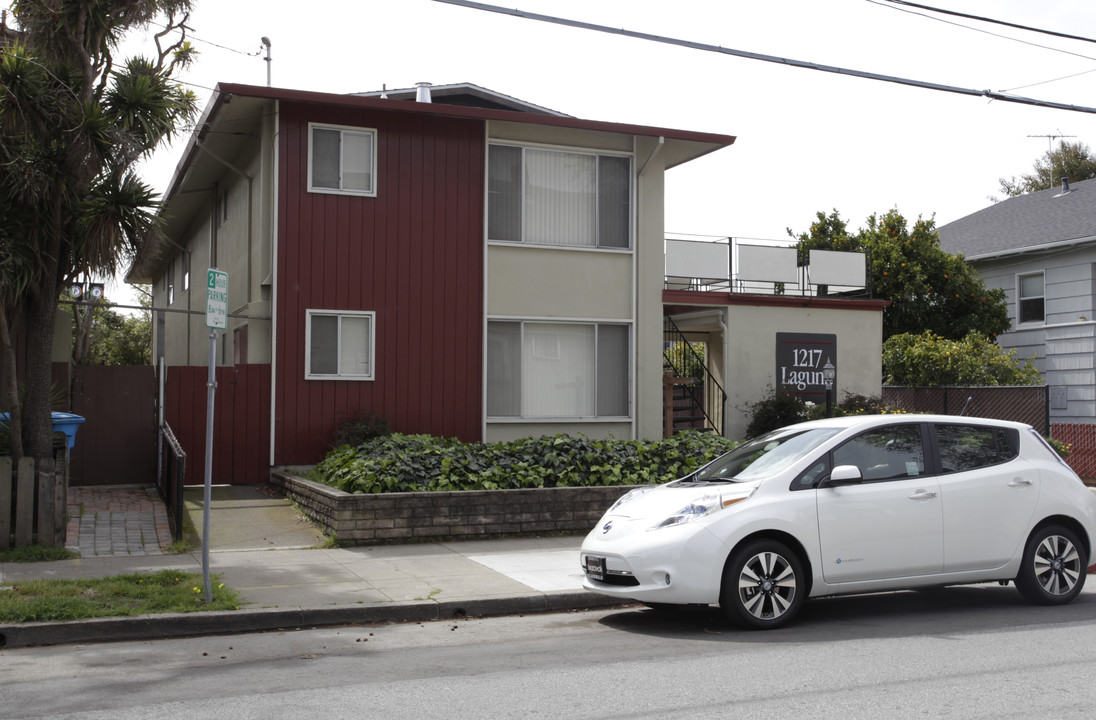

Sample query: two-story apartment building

[128,82,741,469]
[128,81,886,481]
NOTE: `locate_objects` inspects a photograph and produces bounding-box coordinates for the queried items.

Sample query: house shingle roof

[938,177,1096,260]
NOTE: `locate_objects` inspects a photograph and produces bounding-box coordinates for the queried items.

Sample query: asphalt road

[5,584,1096,719]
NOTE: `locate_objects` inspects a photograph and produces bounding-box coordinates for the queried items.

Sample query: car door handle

[909,490,937,500]
[1007,478,1033,487]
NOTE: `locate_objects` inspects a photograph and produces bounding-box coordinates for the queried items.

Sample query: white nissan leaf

[581,415,1096,629]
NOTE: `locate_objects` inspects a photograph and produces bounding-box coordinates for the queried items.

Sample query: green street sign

[206,269,228,329]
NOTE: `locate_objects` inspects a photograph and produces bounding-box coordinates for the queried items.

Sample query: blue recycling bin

[50,412,86,452]
[0,411,86,452]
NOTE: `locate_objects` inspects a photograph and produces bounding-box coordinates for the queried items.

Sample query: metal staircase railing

[663,316,727,436]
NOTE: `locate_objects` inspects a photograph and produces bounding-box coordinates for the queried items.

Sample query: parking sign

[206,269,228,329]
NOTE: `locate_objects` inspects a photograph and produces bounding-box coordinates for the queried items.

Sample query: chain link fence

[882,386,1049,434]
[1048,423,1096,479]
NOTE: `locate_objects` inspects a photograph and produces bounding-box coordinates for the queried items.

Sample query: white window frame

[305,309,376,381]
[487,142,633,250]
[307,122,377,197]
[1017,271,1045,325]
[485,319,632,421]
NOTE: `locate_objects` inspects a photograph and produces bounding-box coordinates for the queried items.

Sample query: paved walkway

[2,485,606,648]
[66,486,174,557]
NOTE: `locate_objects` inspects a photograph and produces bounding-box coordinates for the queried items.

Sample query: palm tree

[0,1,197,459]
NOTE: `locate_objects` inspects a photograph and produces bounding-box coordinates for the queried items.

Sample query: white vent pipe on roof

[415,82,432,103]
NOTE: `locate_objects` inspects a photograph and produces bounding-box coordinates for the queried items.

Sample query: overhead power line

[880,0,1096,45]
[433,0,1096,116]
[870,0,1096,64]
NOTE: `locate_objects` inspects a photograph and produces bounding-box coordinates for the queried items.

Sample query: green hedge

[314,431,739,494]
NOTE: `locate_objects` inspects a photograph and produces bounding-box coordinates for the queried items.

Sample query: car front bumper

[579,516,729,605]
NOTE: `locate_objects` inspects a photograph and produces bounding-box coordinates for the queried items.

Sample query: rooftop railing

[664,235,870,297]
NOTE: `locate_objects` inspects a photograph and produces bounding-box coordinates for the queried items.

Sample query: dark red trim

[662,289,890,312]
[216,83,736,147]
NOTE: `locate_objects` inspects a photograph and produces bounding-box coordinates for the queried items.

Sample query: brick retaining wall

[270,469,636,545]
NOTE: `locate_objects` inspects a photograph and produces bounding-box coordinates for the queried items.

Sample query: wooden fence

[163,364,271,485]
[1,456,66,550]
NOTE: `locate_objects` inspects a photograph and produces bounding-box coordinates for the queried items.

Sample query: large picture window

[1018,272,1044,324]
[487,321,629,419]
[305,310,375,380]
[309,123,376,196]
[488,144,631,249]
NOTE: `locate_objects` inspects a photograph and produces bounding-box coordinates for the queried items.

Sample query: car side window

[832,425,925,482]
[936,424,1019,473]
[792,456,831,490]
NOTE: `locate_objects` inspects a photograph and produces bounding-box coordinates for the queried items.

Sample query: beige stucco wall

[486,246,632,319]
[723,302,884,440]
[633,135,666,442]
[484,124,655,443]
[486,421,633,443]
[152,123,275,367]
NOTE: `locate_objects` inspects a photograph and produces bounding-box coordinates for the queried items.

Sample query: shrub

[744,390,806,438]
[804,392,900,421]
[883,331,1042,386]
[332,412,390,447]
[747,389,905,434]
[1045,437,1071,459]
[314,431,739,494]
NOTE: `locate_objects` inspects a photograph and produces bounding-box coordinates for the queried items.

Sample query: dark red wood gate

[163,364,271,485]
[70,365,157,486]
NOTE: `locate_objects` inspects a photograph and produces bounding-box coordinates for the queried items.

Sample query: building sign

[776,332,836,403]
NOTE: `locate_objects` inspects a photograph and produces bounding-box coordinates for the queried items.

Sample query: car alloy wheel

[722,539,805,629]
[1015,525,1086,605]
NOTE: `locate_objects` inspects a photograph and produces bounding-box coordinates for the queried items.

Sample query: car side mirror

[821,464,863,488]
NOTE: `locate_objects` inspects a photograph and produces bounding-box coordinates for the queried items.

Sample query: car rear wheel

[1015,525,1086,605]
[721,539,805,629]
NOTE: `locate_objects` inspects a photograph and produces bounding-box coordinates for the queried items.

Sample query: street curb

[0,592,633,649]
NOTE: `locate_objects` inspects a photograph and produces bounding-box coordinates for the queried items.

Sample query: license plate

[586,555,606,581]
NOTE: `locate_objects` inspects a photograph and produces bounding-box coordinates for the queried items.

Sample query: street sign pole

[203,269,228,603]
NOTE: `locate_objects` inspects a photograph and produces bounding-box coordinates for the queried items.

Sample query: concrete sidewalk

[0,485,623,648]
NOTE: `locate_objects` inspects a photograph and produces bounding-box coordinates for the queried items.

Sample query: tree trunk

[22,289,59,459]
[0,305,24,462]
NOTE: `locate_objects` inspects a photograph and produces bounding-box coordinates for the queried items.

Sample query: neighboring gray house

[938,177,1096,474]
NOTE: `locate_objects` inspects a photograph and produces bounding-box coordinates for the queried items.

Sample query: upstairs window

[488,144,631,249]
[305,310,375,380]
[309,123,376,196]
[1018,272,1044,324]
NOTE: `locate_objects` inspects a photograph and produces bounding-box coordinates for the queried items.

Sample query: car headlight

[648,490,753,531]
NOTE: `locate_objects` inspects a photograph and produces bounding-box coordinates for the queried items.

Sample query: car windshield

[689,427,842,484]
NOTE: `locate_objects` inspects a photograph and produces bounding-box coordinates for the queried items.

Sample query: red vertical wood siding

[274,103,485,466]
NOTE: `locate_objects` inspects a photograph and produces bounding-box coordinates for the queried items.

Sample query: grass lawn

[0,570,240,623]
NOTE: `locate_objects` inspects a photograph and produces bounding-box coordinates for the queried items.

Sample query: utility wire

[879,0,1096,45]
[868,0,1096,63]
[433,0,1096,116]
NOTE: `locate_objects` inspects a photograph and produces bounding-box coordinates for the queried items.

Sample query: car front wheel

[721,539,805,629]
[1015,525,1087,605]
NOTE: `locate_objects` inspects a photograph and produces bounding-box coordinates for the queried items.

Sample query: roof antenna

[1028,131,1075,187]
[261,37,272,87]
